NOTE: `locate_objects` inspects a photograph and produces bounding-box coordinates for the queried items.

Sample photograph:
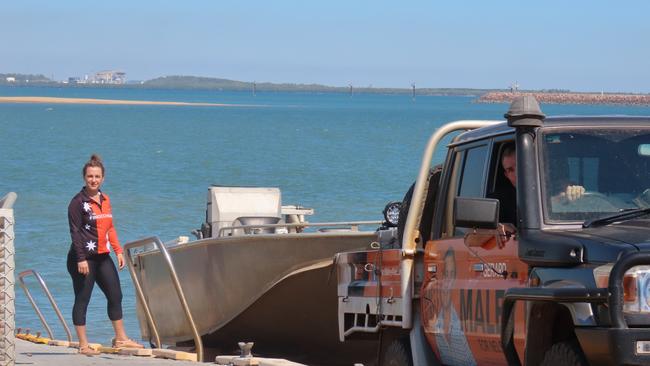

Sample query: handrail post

[17,270,72,342]
[124,238,162,350]
[125,236,203,361]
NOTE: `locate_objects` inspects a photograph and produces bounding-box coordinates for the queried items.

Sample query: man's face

[502,154,516,187]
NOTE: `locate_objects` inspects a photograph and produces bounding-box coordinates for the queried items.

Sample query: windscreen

[541,128,650,222]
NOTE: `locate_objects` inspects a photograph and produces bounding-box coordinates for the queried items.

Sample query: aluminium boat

[125,186,384,364]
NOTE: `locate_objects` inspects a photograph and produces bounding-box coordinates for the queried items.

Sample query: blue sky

[2,1,649,92]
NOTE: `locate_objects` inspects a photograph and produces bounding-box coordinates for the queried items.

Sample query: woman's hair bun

[83,153,105,176]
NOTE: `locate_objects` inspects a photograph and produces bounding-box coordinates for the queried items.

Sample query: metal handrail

[17,270,72,342]
[123,239,161,349]
[0,192,16,366]
[400,120,500,329]
[124,236,203,362]
[218,220,382,237]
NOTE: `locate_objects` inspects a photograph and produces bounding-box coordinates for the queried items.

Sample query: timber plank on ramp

[15,339,181,365]
[15,338,307,365]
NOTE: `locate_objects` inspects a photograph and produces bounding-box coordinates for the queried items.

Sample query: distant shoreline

[3,74,650,101]
[3,93,650,107]
[0,96,251,107]
[478,91,650,106]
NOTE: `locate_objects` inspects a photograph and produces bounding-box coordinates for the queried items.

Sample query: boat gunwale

[132,225,381,259]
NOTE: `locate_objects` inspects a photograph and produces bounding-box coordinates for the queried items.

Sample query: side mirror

[454,197,499,230]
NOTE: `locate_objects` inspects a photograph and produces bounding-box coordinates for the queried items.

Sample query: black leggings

[67,249,123,326]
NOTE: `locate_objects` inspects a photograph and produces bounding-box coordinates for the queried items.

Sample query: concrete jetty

[15,338,182,365]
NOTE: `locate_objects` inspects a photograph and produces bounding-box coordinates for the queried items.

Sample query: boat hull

[131,231,378,364]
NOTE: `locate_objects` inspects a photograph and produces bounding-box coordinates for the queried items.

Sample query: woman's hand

[117,253,125,270]
[77,260,89,275]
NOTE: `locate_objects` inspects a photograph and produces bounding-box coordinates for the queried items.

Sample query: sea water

[1,85,649,345]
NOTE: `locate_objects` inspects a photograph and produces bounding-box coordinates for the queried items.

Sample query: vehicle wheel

[540,340,588,366]
[380,338,412,366]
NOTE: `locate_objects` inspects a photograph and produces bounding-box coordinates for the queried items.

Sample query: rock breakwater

[478,92,650,106]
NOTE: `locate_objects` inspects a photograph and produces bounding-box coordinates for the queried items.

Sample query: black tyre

[540,340,588,366]
[380,338,412,366]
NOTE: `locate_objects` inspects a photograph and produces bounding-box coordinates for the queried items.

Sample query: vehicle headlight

[594,264,650,313]
[383,201,401,227]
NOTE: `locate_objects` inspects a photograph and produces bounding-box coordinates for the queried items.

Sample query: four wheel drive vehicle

[336,96,650,366]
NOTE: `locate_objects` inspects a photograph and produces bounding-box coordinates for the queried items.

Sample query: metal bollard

[238,342,254,358]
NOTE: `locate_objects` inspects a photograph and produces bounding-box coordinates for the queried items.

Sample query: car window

[441,144,489,237]
[458,144,489,198]
[541,128,650,222]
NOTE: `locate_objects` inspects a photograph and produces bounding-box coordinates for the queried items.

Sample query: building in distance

[92,70,126,84]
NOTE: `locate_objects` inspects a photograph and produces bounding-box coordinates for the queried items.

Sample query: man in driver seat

[468,143,585,248]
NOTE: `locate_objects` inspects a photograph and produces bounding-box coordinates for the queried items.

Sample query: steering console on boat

[192,186,313,239]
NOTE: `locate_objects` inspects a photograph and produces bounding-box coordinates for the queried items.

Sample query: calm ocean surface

[2,85,650,345]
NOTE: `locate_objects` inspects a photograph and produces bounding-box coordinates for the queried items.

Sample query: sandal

[112,338,144,349]
[79,345,101,356]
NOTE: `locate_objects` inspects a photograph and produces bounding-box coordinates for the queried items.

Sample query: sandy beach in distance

[0,96,248,107]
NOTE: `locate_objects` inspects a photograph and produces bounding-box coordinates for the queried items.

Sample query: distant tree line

[142,75,495,96]
[17,73,636,97]
[0,73,499,95]
[0,73,53,84]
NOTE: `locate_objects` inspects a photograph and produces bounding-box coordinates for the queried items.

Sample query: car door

[421,138,528,366]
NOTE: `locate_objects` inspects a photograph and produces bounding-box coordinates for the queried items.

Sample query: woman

[67,154,143,355]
